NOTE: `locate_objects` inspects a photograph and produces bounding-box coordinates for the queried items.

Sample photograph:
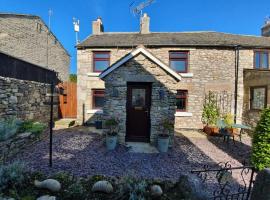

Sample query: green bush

[0,118,21,141]
[0,161,28,192]
[251,107,270,170]
[19,120,34,133]
[19,120,46,137]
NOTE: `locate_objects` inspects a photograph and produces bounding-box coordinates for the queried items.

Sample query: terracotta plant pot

[204,125,219,136]
[227,128,238,136]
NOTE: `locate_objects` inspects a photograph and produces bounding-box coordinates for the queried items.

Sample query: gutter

[234,45,241,123]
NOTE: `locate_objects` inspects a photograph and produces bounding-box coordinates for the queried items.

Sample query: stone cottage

[77,14,270,143]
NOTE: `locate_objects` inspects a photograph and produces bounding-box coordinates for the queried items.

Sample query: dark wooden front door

[126,83,151,142]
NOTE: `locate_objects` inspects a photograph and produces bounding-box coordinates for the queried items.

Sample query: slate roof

[77,31,270,48]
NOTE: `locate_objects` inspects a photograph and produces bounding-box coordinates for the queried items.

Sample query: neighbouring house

[0,13,70,81]
[0,12,70,122]
[77,14,270,144]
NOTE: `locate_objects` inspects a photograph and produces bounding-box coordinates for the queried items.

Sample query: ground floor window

[250,86,267,110]
[176,90,188,111]
[92,89,105,109]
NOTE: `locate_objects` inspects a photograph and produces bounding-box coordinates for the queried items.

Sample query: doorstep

[126,142,159,153]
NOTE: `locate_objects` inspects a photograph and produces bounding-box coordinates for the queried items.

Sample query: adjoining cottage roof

[0,12,70,57]
[77,31,270,48]
[99,46,181,81]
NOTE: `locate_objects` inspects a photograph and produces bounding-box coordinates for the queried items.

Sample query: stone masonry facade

[77,47,254,131]
[0,14,70,81]
[0,76,58,123]
[243,70,270,128]
[102,53,178,143]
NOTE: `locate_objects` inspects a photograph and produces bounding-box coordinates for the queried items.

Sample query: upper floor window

[92,89,105,109]
[176,90,188,111]
[93,51,110,72]
[254,51,269,69]
[250,86,267,110]
[169,51,188,73]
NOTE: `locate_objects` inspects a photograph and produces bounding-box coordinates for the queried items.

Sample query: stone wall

[77,46,255,129]
[242,70,270,128]
[102,53,177,143]
[0,14,70,81]
[0,76,58,123]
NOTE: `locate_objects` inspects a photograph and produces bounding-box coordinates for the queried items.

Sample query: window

[92,89,105,109]
[250,86,267,110]
[254,51,269,69]
[176,90,188,111]
[169,51,188,73]
[93,51,110,72]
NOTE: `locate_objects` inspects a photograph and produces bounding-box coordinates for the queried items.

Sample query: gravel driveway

[11,127,252,182]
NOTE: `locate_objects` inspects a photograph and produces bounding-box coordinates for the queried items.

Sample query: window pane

[252,88,266,109]
[170,60,186,72]
[261,53,268,69]
[94,96,105,108]
[176,98,186,110]
[170,52,187,59]
[94,60,109,71]
[255,52,260,69]
[132,89,145,107]
[94,53,110,58]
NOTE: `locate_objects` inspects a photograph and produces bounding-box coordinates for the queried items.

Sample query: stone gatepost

[250,168,270,200]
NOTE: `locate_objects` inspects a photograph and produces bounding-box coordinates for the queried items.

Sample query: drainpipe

[234,45,241,123]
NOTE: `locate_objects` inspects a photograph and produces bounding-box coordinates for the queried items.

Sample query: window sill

[86,109,103,114]
[175,112,193,117]
[87,72,101,77]
[179,73,193,78]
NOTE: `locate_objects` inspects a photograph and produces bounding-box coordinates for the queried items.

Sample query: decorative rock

[36,195,56,200]
[91,180,113,193]
[17,132,32,139]
[34,179,61,192]
[151,185,163,197]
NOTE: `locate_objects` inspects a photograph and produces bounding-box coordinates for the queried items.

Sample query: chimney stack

[140,13,150,34]
[92,17,104,35]
[261,18,270,37]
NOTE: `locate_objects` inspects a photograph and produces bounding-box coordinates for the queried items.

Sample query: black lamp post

[45,72,61,167]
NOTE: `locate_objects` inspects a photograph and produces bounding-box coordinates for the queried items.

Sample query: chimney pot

[140,13,150,34]
[92,17,104,35]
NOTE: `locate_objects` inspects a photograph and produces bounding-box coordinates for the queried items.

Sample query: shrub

[117,177,148,200]
[223,113,234,128]
[202,92,220,126]
[19,120,46,137]
[0,118,21,141]
[0,161,28,192]
[19,120,34,133]
[105,118,119,136]
[63,181,87,200]
[251,107,270,170]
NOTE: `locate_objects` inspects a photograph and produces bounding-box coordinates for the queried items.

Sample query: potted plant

[202,92,220,135]
[104,117,119,150]
[223,113,237,135]
[95,114,103,129]
[163,119,174,148]
[157,119,173,152]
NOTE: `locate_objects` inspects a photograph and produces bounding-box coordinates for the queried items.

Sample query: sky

[1,0,270,74]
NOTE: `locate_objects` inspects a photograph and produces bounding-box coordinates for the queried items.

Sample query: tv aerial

[130,0,155,18]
